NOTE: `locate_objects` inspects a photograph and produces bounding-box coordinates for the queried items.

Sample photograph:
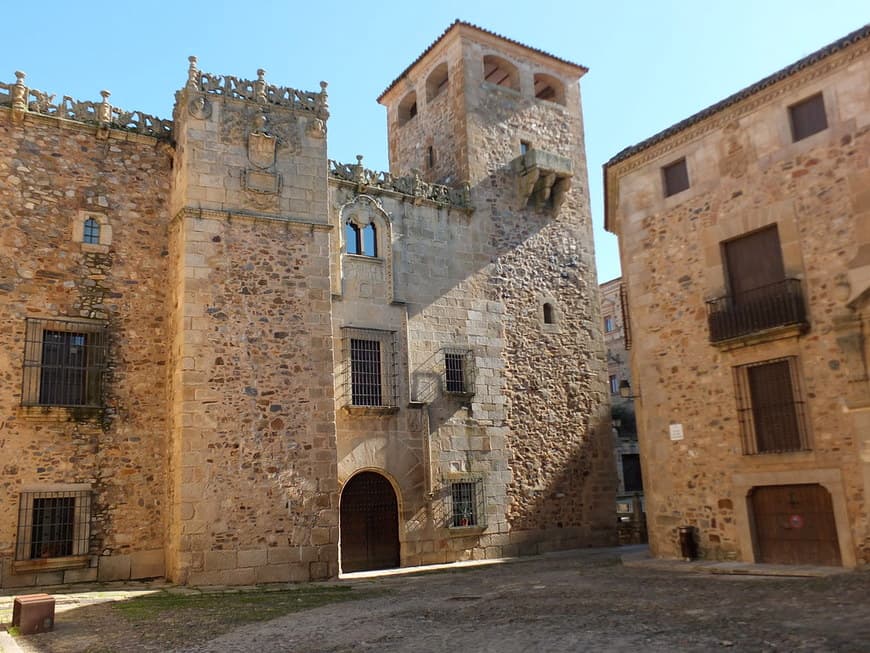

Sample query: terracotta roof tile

[377,20,587,103]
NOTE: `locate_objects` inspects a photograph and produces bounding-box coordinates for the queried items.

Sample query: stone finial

[12,70,27,113]
[318,81,329,120]
[98,90,112,124]
[255,69,267,104]
[187,56,200,90]
[353,155,365,184]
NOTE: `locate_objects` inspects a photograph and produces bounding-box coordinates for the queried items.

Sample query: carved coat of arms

[248,131,276,169]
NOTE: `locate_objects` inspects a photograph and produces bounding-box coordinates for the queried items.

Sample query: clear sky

[2,1,867,283]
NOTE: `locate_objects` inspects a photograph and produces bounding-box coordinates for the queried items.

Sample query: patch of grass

[114,584,380,625]
[7,626,21,637]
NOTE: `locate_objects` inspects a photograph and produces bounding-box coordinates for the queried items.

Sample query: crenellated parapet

[184,56,329,120]
[329,155,471,209]
[0,70,173,139]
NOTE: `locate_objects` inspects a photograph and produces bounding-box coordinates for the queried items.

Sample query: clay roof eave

[377,20,588,104]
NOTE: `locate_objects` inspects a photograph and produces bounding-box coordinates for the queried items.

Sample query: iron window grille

[734,356,810,455]
[443,348,475,395]
[342,328,397,408]
[449,479,486,528]
[22,318,108,407]
[15,489,91,561]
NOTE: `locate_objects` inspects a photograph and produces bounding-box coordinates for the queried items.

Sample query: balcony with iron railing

[706,278,808,344]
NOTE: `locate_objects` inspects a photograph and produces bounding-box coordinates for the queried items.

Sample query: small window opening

[483,55,519,91]
[543,302,556,325]
[450,480,483,527]
[604,316,615,332]
[444,352,465,394]
[533,73,565,105]
[350,338,383,406]
[346,222,361,255]
[83,218,100,244]
[520,140,530,156]
[362,224,377,257]
[789,93,827,142]
[398,91,418,126]
[426,62,449,102]
[609,375,619,395]
[663,158,690,197]
[427,146,435,169]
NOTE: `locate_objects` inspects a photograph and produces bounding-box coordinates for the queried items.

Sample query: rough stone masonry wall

[0,109,171,587]
[169,213,338,585]
[612,49,870,564]
[388,38,466,184]
[168,75,339,584]
[462,52,615,550]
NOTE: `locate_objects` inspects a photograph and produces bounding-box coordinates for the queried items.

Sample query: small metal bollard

[12,593,56,635]
[678,525,698,561]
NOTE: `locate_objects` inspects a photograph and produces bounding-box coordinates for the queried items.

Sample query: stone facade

[600,277,645,543]
[0,21,614,588]
[604,25,870,566]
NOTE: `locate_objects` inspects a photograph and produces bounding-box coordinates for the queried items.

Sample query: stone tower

[166,59,340,584]
[378,22,615,551]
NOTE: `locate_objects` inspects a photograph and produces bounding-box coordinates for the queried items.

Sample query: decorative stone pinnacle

[257,69,266,81]
[98,90,112,124]
[187,56,200,90]
[12,70,28,113]
[320,81,328,91]
[356,155,364,164]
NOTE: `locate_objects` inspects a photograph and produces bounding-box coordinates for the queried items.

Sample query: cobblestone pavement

[185,548,868,653]
[3,547,869,653]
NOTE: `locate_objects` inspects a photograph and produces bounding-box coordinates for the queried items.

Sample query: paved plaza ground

[2,546,868,652]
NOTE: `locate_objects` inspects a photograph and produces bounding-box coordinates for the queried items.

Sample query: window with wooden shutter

[789,93,827,142]
[662,158,689,197]
[724,225,785,302]
[735,357,809,454]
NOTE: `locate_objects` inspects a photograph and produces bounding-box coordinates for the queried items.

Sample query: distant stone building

[0,21,615,588]
[604,25,870,566]
[599,277,644,543]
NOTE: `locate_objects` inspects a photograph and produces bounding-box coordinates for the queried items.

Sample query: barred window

[83,218,101,244]
[351,339,382,406]
[450,479,485,528]
[444,348,474,395]
[342,328,397,408]
[22,318,108,407]
[735,357,810,454]
[16,488,91,561]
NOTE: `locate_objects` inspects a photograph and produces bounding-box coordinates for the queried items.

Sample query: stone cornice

[0,104,168,147]
[172,207,333,230]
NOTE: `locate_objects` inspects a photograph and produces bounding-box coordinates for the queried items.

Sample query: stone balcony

[511,148,573,212]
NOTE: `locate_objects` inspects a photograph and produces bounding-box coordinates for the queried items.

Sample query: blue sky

[2,1,867,283]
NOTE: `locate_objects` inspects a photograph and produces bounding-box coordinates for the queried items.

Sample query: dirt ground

[8,548,870,653]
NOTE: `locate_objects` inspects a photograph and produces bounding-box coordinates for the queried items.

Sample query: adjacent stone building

[600,277,644,543]
[604,25,870,566]
[0,21,615,588]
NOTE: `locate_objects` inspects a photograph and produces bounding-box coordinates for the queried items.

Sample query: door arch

[339,471,400,573]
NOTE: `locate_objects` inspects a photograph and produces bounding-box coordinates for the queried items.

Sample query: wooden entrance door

[750,484,841,566]
[340,472,400,573]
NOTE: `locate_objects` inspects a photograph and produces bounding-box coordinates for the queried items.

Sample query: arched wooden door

[750,484,841,566]
[340,472,400,573]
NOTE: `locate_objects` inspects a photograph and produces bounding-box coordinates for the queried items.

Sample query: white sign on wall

[669,423,684,441]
